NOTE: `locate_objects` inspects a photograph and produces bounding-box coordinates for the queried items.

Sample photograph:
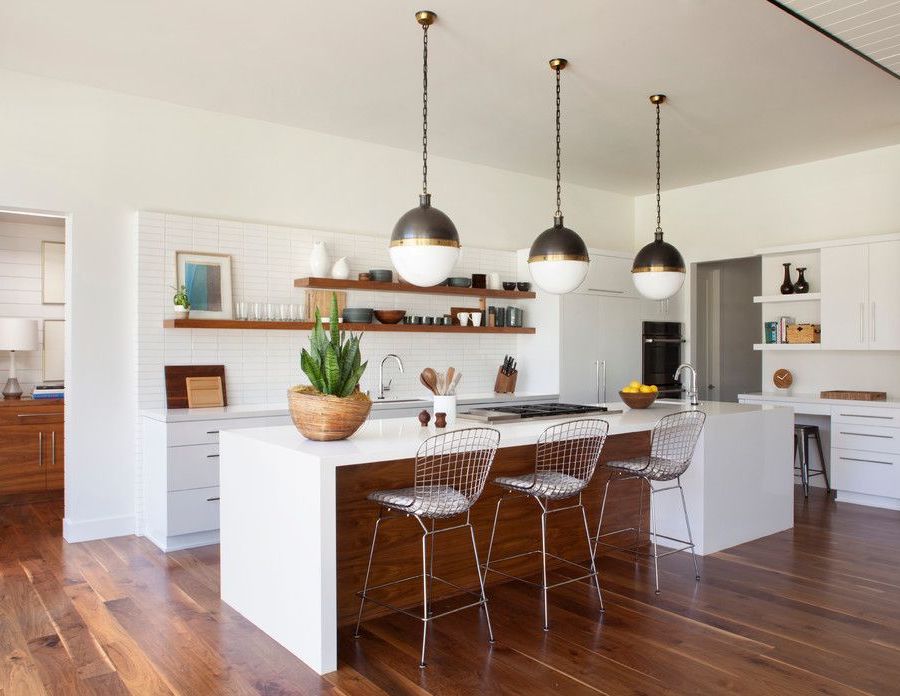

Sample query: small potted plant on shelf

[172,285,190,319]
[288,292,371,441]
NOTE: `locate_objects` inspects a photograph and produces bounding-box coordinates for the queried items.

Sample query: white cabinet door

[578,254,635,297]
[867,240,900,350]
[597,296,643,400]
[821,244,869,350]
[559,293,600,403]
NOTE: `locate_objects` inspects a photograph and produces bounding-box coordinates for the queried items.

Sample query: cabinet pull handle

[871,302,876,342]
[839,431,893,439]
[206,496,220,502]
[206,454,220,459]
[839,413,893,419]
[18,413,64,418]
[38,432,43,467]
[206,430,220,435]
[839,456,893,466]
[51,432,56,467]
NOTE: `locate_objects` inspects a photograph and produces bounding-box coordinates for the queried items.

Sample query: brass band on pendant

[390,237,461,248]
[528,253,590,263]
[632,265,686,273]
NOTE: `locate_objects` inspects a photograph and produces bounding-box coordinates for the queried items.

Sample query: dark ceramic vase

[793,267,809,294]
[780,263,794,295]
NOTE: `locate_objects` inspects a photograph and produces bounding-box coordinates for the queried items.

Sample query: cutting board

[820,390,887,401]
[185,376,225,408]
[306,290,347,321]
[165,365,227,409]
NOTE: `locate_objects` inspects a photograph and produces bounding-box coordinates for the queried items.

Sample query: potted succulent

[288,292,371,441]
[172,285,190,319]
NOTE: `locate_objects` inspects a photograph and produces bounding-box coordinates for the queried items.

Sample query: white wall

[0,68,633,541]
[636,144,900,397]
[0,215,65,394]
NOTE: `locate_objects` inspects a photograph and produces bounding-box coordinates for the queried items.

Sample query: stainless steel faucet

[674,363,700,406]
[378,354,404,400]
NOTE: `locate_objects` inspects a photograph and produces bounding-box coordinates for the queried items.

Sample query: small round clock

[773,368,793,391]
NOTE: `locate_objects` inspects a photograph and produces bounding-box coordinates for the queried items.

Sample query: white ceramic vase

[331,256,350,280]
[309,241,330,277]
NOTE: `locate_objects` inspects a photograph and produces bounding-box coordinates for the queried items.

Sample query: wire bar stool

[593,410,705,594]
[482,419,609,631]
[354,427,501,668]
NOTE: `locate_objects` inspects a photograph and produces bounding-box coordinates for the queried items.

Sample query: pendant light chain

[421,22,429,196]
[555,65,562,218]
[655,101,662,234]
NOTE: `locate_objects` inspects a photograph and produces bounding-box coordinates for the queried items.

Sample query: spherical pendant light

[389,10,460,287]
[528,59,589,295]
[632,95,685,300]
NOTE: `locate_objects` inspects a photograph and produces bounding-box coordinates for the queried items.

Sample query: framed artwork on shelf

[175,251,233,319]
[43,319,65,382]
[41,241,65,304]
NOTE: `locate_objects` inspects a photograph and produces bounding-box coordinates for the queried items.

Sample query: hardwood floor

[1,489,899,695]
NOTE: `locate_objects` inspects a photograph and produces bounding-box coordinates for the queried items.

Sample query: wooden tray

[820,390,887,401]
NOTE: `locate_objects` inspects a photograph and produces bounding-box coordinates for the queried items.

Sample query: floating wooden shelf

[294,277,536,299]
[753,343,821,351]
[163,319,535,334]
[753,293,821,304]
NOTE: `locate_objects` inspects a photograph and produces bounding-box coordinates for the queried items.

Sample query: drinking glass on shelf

[290,304,302,322]
[251,302,263,321]
[280,304,290,322]
[266,303,276,322]
[235,302,248,321]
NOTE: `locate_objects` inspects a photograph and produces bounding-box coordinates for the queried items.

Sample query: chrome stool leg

[420,526,429,667]
[649,481,661,594]
[467,522,495,644]
[483,494,505,582]
[812,428,831,494]
[677,477,700,581]
[592,476,613,560]
[354,508,383,638]
[635,477,646,561]
[539,502,550,631]
[579,498,604,611]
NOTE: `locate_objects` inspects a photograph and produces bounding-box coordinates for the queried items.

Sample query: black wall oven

[642,321,684,398]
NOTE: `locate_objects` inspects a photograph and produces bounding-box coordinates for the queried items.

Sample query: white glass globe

[632,270,685,300]
[528,259,589,295]
[390,245,460,287]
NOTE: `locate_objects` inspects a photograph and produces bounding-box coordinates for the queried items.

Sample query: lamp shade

[390,194,461,287]
[631,231,686,300]
[0,318,39,351]
[527,215,590,294]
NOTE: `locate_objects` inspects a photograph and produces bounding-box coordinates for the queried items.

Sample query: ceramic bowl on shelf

[502,281,517,291]
[368,269,393,282]
[373,309,406,324]
[447,277,472,288]
[619,390,658,409]
[516,282,532,292]
[342,308,374,324]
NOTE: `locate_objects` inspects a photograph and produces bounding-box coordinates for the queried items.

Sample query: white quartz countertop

[141,392,559,423]
[221,400,774,468]
[738,392,900,408]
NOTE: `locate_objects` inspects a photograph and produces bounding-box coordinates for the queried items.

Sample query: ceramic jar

[310,241,330,277]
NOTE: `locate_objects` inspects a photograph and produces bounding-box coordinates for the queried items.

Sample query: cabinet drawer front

[167,486,220,536]
[168,444,219,492]
[832,426,900,455]
[168,417,273,446]
[832,406,900,428]
[832,449,900,497]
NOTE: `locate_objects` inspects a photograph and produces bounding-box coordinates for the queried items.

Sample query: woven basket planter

[288,387,372,441]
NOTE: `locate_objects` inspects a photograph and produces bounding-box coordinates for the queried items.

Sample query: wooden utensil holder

[494,368,517,394]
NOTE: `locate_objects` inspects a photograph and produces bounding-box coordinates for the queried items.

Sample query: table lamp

[0,318,39,399]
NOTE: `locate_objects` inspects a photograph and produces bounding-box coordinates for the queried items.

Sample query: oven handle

[643,338,685,344]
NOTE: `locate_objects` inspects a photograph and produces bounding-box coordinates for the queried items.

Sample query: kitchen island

[219,400,792,674]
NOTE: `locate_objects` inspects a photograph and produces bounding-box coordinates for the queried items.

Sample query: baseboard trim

[836,491,900,511]
[63,514,135,543]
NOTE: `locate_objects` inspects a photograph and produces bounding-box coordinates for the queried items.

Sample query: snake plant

[301,292,368,397]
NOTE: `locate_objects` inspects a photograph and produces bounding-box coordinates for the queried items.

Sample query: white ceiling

[780,0,900,77]
[1,1,899,194]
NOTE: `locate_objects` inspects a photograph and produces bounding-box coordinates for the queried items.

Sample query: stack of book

[764,316,795,344]
[32,384,64,400]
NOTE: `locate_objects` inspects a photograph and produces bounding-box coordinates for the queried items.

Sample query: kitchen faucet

[674,363,700,406]
[378,354,404,400]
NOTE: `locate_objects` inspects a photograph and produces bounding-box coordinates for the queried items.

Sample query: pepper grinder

[434,412,447,428]
[418,409,431,427]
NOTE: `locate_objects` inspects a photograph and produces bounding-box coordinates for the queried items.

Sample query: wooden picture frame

[175,251,233,319]
[41,241,65,305]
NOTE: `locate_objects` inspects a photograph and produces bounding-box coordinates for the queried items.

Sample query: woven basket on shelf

[786,323,821,344]
[288,387,372,441]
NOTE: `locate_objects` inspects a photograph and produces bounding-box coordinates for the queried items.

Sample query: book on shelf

[763,316,795,344]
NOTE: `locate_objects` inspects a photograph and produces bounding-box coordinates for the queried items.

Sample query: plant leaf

[300,349,324,392]
[329,292,340,347]
[339,360,368,397]
[324,344,340,394]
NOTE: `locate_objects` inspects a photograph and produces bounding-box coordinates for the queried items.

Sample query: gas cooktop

[458,402,622,423]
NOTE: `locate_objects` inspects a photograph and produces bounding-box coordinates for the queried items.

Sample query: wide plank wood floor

[1,488,899,695]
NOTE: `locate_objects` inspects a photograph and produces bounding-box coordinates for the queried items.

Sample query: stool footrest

[356,572,487,624]
[484,549,598,590]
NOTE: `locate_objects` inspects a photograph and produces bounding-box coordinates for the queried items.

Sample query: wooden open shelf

[294,277,536,299]
[753,293,821,304]
[163,319,535,334]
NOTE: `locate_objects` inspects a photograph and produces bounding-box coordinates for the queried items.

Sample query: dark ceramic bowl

[342,308,374,324]
[368,269,393,282]
[448,277,472,288]
[516,282,532,292]
[502,281,517,291]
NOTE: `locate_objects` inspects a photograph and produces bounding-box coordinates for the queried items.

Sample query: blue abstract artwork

[185,262,223,311]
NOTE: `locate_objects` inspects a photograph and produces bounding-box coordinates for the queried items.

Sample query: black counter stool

[593,410,705,594]
[482,419,609,631]
[794,424,831,498]
[354,427,500,668]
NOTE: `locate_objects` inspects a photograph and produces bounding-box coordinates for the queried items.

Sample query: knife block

[494,368,517,394]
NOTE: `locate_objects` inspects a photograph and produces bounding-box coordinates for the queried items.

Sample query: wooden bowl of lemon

[619,381,658,409]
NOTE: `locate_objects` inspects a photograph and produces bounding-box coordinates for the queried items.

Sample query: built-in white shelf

[753,343,822,351]
[753,293,821,304]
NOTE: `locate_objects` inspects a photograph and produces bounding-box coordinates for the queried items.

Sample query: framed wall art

[175,251,233,319]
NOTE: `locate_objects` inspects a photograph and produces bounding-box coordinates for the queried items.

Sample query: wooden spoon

[421,368,438,395]
[446,367,456,391]
[448,371,462,396]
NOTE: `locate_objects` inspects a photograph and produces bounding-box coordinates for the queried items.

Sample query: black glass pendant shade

[632,231,685,273]
[390,194,460,249]
[528,215,589,262]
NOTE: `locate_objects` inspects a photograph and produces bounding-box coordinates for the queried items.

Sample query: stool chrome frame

[482,419,609,631]
[794,424,831,498]
[593,410,705,594]
[354,427,501,668]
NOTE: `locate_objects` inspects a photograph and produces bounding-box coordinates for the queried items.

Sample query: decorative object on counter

[516,281,532,292]
[632,95,686,301]
[773,368,793,391]
[434,411,447,428]
[785,323,821,344]
[331,256,351,280]
[418,409,431,426]
[447,277,472,288]
[780,262,795,294]
[389,11,460,287]
[307,289,347,321]
[470,312,482,327]
[165,364,227,409]
[472,273,487,289]
[185,376,225,408]
[819,390,887,401]
[488,272,501,290]
[171,284,190,319]
[0,318,39,400]
[310,241,330,276]
[291,293,370,441]
[528,58,590,295]
[619,387,658,409]
[793,267,809,294]
[502,281,517,291]
[342,308,374,324]
[368,269,393,282]
[176,251,233,319]
[373,309,406,324]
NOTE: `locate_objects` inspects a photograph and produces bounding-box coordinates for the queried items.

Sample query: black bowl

[448,277,472,288]
[502,281,517,291]
[342,308,374,324]
[368,269,393,282]
[516,282,532,292]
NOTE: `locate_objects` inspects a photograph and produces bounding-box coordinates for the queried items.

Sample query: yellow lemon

[639,385,653,393]
[628,380,641,389]
[649,384,658,392]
